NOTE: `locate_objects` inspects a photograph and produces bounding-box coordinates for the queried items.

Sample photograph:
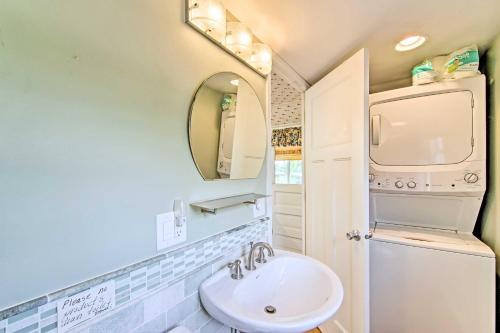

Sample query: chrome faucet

[246,242,274,270]
[227,259,244,280]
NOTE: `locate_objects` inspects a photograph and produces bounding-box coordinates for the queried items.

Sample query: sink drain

[264,305,276,314]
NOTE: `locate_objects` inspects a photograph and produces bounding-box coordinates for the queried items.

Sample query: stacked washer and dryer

[368,75,495,332]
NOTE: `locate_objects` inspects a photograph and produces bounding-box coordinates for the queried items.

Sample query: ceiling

[221,0,500,88]
[204,72,239,94]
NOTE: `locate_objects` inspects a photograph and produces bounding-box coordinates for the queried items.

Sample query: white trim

[265,73,274,223]
[272,52,310,92]
[272,124,302,130]
[300,86,306,255]
[269,53,307,253]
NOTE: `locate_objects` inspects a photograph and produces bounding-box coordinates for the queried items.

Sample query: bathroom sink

[200,250,343,333]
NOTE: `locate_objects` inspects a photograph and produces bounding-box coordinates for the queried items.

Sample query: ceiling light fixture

[395,35,427,52]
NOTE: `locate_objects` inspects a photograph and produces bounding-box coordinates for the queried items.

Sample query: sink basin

[200,250,343,333]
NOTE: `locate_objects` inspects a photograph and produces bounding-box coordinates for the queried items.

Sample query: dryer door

[370,90,473,166]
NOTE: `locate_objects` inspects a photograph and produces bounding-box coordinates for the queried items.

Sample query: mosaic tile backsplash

[0,218,271,333]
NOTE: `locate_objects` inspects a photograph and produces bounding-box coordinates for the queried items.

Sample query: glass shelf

[190,193,269,214]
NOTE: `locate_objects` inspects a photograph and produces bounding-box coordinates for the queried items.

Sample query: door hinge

[471,137,475,147]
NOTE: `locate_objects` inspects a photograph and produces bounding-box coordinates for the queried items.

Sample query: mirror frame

[187,72,267,181]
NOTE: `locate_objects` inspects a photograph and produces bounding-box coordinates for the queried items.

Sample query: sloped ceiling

[221,0,500,89]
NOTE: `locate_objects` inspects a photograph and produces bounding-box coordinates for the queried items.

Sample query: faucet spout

[246,242,274,271]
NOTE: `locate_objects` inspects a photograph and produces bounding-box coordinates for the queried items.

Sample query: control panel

[369,161,485,194]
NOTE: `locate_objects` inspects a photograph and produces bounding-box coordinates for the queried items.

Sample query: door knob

[346,230,361,241]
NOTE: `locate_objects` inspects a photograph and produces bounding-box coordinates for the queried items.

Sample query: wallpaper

[271,71,302,128]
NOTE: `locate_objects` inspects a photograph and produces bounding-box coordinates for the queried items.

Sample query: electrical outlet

[253,198,266,218]
[175,223,187,241]
[156,212,186,251]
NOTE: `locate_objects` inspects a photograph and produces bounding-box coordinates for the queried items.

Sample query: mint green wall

[0,1,267,309]
[481,33,500,275]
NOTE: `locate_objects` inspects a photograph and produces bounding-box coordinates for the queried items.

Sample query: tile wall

[0,219,271,333]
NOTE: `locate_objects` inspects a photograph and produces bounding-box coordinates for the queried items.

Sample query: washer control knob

[369,174,375,183]
[395,180,404,189]
[464,173,479,184]
[407,181,417,189]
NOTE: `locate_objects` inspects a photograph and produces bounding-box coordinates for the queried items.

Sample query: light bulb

[188,0,226,44]
[395,35,426,52]
[225,22,253,59]
[248,43,272,74]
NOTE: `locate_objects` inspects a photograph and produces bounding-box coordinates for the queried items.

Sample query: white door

[230,80,267,179]
[273,184,303,253]
[304,49,370,333]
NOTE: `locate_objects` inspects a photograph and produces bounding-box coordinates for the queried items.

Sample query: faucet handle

[227,259,244,280]
[247,242,254,256]
[255,247,267,264]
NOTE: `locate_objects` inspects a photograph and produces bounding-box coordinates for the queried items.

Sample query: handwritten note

[57,280,115,332]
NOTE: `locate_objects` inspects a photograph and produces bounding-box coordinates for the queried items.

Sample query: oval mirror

[189,72,266,180]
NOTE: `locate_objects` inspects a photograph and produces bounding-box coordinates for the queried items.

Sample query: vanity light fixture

[185,0,272,77]
[230,79,240,86]
[395,35,427,52]
[248,43,272,75]
[187,0,226,44]
[225,21,253,59]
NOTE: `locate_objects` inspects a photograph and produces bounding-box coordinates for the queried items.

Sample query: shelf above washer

[190,193,269,215]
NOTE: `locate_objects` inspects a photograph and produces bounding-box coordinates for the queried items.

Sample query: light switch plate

[157,212,186,251]
[253,198,266,218]
[157,212,174,251]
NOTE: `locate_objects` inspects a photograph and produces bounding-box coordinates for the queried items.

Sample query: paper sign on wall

[57,280,115,332]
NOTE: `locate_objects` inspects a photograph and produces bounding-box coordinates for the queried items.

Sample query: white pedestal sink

[200,250,343,333]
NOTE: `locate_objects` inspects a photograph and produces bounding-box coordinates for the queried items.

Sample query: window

[274,160,303,184]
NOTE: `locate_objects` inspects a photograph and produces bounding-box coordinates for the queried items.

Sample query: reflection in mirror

[189,72,266,180]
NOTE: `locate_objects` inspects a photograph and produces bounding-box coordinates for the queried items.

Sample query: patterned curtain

[272,127,302,147]
[272,127,302,160]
